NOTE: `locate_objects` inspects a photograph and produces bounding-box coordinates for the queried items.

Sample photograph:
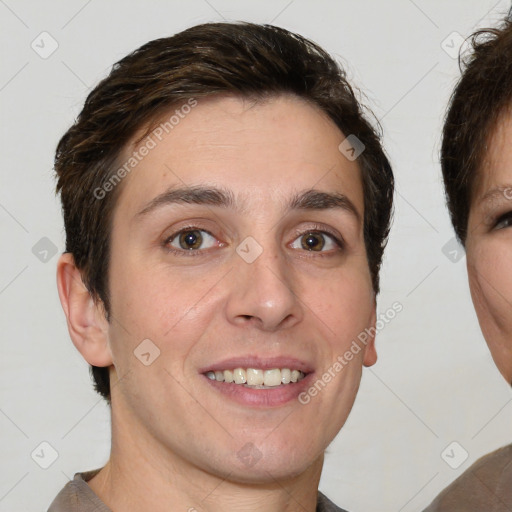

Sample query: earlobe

[363,301,377,367]
[56,253,113,367]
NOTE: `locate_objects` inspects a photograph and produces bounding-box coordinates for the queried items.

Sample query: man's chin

[197,445,323,485]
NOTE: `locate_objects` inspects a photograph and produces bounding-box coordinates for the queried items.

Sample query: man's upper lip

[199,356,314,374]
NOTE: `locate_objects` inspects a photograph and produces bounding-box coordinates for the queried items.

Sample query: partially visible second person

[425,15,512,512]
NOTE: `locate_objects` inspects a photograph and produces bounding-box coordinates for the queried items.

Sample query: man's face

[466,113,512,384]
[105,94,376,482]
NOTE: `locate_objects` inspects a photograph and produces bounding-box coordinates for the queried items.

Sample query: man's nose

[223,238,304,332]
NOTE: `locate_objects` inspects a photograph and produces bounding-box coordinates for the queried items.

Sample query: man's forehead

[127,94,341,155]
[113,95,364,219]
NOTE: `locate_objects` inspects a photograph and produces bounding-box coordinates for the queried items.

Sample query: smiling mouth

[204,368,307,388]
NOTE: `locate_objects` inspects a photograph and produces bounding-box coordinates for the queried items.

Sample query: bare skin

[57,94,377,512]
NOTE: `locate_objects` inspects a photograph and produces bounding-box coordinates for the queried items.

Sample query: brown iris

[301,232,325,251]
[178,230,203,250]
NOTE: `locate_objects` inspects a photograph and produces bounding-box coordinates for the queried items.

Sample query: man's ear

[363,299,377,367]
[56,253,113,367]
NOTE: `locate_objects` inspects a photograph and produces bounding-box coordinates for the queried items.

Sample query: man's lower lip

[202,373,314,407]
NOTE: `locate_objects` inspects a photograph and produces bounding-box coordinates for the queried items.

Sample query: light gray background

[2,1,512,510]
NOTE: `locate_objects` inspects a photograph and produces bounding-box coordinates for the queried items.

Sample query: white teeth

[233,368,247,384]
[206,368,306,386]
[263,369,282,387]
[246,368,264,386]
[291,370,301,383]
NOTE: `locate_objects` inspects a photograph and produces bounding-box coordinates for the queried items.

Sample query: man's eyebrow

[135,185,360,221]
[289,189,361,221]
[136,186,235,218]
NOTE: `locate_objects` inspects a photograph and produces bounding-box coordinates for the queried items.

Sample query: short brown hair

[55,22,394,402]
[442,17,512,243]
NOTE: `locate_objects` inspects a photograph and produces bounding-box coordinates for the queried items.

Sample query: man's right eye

[166,228,218,252]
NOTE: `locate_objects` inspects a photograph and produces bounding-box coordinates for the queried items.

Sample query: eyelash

[493,211,512,230]
[162,225,345,256]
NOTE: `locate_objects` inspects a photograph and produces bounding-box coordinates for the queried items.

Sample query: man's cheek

[310,290,370,329]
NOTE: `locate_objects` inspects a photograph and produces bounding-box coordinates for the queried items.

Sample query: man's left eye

[168,229,217,251]
[290,232,339,252]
